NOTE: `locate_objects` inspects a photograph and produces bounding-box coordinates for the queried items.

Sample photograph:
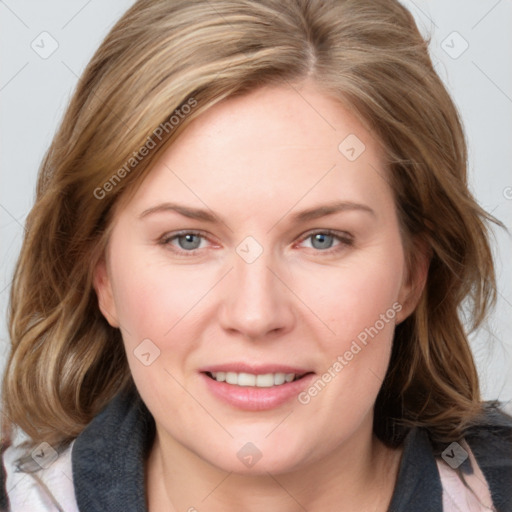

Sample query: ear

[92,257,120,328]
[395,239,431,325]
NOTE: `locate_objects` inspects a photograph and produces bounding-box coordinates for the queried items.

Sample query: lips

[199,363,315,410]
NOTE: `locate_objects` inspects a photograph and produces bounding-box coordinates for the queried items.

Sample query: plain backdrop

[1,1,511,413]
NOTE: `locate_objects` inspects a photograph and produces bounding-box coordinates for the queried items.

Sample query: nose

[218,245,296,341]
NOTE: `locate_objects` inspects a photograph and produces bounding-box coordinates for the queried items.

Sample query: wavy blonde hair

[1,0,504,451]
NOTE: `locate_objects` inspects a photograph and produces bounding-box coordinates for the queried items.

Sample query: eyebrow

[138,200,375,223]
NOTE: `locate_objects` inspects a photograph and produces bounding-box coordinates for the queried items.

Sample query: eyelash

[158,229,354,257]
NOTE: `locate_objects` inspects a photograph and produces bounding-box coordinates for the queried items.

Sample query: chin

[202,432,314,476]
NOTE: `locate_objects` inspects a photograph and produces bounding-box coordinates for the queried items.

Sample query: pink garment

[436,438,495,511]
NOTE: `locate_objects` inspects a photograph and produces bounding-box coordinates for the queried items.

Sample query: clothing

[1,387,511,511]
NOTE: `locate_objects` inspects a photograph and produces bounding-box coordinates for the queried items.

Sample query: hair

[1,0,507,456]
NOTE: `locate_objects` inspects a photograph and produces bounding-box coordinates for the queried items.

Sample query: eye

[159,230,211,255]
[298,230,354,253]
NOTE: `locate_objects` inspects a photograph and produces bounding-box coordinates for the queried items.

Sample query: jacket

[2,387,512,511]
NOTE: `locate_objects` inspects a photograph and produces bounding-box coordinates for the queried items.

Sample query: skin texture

[94,81,428,511]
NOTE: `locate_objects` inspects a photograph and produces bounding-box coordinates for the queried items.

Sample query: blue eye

[175,233,202,250]
[310,233,335,250]
[160,231,207,254]
[300,230,353,252]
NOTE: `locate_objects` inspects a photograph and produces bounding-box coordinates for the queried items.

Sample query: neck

[146,416,403,512]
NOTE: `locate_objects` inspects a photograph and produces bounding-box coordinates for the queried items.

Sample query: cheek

[108,249,212,410]
[301,246,405,343]
[297,240,405,402]
[108,243,212,350]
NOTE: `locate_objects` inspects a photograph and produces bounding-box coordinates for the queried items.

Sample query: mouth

[204,371,312,387]
[199,365,316,411]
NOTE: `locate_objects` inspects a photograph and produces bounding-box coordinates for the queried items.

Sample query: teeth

[210,371,298,387]
[238,373,256,386]
[274,373,285,385]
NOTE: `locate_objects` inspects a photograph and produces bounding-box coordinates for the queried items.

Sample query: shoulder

[435,402,512,512]
[1,387,152,512]
[1,438,79,512]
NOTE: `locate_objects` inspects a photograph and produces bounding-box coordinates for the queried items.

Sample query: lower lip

[201,372,316,411]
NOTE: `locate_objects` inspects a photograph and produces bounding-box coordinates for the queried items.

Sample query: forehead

[124,83,393,219]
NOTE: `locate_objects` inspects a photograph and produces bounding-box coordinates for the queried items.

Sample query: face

[94,82,425,475]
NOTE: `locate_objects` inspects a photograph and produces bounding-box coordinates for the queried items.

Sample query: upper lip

[199,363,313,375]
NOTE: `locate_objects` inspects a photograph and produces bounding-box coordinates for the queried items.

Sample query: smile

[201,368,315,411]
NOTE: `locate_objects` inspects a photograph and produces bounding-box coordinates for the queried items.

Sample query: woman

[1,0,511,511]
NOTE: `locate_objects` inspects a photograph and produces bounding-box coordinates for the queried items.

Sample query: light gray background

[1,1,511,412]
